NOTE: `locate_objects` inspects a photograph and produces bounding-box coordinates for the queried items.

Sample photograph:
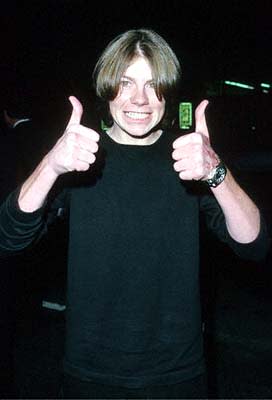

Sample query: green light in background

[261,83,270,88]
[179,102,192,130]
[101,120,109,131]
[224,80,255,90]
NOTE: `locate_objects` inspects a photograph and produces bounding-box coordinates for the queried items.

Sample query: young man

[0,29,268,399]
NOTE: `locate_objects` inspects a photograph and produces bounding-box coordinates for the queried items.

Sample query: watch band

[204,161,227,188]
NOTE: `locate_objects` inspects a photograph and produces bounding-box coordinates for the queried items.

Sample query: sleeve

[0,186,69,258]
[200,193,270,262]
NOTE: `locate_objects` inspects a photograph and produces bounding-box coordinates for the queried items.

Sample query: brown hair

[92,29,181,128]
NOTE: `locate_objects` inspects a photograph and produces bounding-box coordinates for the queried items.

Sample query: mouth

[124,111,151,120]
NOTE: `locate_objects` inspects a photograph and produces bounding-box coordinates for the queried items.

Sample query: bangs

[93,29,181,101]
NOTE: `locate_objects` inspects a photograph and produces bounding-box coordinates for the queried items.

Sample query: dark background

[1,2,272,398]
[1,0,271,116]
[1,0,271,180]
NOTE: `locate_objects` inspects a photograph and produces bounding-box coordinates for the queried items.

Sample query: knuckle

[90,154,96,164]
[193,132,203,143]
[172,150,179,160]
[92,142,99,153]
[173,161,181,172]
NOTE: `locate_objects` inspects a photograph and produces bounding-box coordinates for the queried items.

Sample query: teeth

[125,112,149,120]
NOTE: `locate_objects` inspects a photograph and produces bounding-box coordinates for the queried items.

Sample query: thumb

[67,95,83,126]
[195,99,209,138]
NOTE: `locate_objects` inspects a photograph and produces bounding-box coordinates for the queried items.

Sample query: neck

[106,128,163,146]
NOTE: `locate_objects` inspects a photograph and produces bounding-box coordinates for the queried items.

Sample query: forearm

[211,169,260,243]
[18,155,59,212]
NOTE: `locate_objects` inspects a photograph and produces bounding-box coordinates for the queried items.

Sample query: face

[109,57,166,144]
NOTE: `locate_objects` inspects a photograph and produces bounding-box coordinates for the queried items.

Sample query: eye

[146,81,155,89]
[120,79,132,88]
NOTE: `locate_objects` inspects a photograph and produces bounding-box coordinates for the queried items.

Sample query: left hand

[172,100,220,181]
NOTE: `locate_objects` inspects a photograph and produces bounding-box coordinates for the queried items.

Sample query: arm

[0,96,99,256]
[172,100,260,244]
[18,96,100,212]
[210,169,260,243]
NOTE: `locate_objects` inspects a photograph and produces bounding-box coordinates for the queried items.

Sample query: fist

[172,100,219,180]
[47,96,100,176]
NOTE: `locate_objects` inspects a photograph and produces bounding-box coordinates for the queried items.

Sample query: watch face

[207,163,226,187]
[216,166,225,180]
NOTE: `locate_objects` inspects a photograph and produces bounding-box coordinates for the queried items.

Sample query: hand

[47,96,100,176]
[172,100,220,181]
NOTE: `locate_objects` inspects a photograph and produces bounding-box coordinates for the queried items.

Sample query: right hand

[47,96,100,177]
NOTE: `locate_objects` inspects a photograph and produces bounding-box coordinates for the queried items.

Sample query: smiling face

[108,57,166,145]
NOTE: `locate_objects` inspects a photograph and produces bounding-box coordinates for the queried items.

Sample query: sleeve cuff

[225,215,270,262]
[6,187,46,224]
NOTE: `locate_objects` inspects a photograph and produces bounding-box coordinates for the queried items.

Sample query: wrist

[203,161,227,188]
[18,157,59,212]
[44,153,62,180]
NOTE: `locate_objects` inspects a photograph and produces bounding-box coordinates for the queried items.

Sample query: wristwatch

[204,161,227,188]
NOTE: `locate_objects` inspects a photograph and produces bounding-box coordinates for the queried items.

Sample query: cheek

[156,101,166,118]
[109,96,127,114]
[109,101,120,118]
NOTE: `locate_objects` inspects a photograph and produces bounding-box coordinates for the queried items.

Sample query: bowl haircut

[93,29,181,129]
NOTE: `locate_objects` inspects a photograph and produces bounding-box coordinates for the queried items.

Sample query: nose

[130,85,148,106]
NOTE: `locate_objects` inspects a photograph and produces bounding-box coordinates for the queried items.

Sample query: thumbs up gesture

[47,96,100,176]
[172,100,220,181]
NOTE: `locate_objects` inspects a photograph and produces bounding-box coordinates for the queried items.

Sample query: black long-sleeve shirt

[0,131,269,388]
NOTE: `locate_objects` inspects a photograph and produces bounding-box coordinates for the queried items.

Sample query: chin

[125,123,159,137]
